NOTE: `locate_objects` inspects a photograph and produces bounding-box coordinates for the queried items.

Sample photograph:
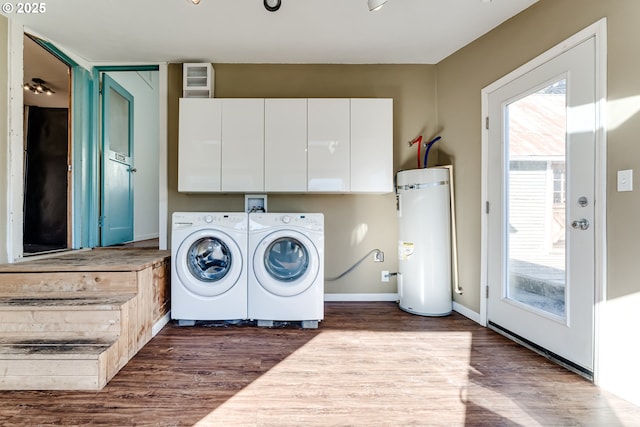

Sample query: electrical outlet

[381,270,389,282]
[617,169,633,192]
[374,251,384,262]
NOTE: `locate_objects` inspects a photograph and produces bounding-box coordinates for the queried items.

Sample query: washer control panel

[250,213,324,231]
[173,212,248,228]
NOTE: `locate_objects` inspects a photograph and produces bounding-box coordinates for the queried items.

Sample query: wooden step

[0,249,171,390]
[0,338,120,390]
[0,248,170,298]
[0,271,138,296]
[0,295,135,340]
[0,295,136,390]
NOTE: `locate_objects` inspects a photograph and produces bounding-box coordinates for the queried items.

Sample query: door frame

[480,19,607,382]
[5,24,95,261]
[92,65,158,247]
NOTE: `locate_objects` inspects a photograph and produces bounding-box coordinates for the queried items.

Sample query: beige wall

[436,0,640,312]
[167,64,437,294]
[436,0,640,403]
[0,15,8,264]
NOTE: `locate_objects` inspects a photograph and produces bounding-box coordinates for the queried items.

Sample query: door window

[187,237,232,282]
[264,238,309,282]
[506,79,567,318]
[107,86,131,157]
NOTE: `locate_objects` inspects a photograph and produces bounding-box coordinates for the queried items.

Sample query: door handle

[129,168,137,173]
[571,218,589,230]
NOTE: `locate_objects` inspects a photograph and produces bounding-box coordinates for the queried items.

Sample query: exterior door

[101,74,134,246]
[486,37,596,375]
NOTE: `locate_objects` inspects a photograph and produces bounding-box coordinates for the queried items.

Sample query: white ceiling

[23,35,70,108]
[9,0,538,65]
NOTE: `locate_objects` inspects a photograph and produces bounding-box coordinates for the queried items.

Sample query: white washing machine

[171,212,248,325]
[248,213,324,328]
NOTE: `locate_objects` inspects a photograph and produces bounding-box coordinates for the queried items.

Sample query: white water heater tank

[396,168,452,316]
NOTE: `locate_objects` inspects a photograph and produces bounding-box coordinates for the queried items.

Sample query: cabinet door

[178,98,222,192]
[350,98,393,193]
[307,99,350,192]
[221,99,265,192]
[265,99,307,192]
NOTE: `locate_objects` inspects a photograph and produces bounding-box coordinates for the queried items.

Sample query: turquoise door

[101,74,134,246]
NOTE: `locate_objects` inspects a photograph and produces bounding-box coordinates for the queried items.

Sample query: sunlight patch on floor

[194,330,473,426]
[462,381,544,426]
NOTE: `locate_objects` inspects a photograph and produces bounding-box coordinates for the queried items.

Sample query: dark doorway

[23,107,69,254]
[22,34,72,255]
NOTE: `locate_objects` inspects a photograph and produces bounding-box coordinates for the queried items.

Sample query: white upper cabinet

[178,98,222,192]
[307,99,350,192]
[350,98,394,193]
[177,97,393,194]
[265,99,308,192]
[221,99,265,192]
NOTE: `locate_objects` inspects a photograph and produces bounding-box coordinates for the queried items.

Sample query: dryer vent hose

[326,249,383,282]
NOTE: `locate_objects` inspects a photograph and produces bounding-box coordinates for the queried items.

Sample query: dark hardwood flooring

[1,302,638,426]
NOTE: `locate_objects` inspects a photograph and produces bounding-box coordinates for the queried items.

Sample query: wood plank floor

[0,302,638,426]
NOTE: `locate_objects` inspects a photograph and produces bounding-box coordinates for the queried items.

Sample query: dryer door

[253,230,319,297]
[177,229,243,297]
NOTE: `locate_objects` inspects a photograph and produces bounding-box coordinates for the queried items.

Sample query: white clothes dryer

[171,212,248,325]
[248,213,324,328]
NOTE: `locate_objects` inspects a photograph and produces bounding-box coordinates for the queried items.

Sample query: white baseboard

[324,293,399,302]
[134,233,160,242]
[453,302,481,324]
[152,312,171,336]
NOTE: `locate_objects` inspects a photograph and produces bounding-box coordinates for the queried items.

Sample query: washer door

[177,229,243,297]
[253,230,319,297]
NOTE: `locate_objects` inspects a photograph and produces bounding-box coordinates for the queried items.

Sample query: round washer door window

[177,229,243,297]
[253,230,319,297]
[187,237,232,282]
[264,237,309,282]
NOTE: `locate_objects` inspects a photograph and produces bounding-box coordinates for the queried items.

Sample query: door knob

[129,168,137,173]
[571,218,589,230]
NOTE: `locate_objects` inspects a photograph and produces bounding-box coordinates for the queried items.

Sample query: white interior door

[486,37,596,376]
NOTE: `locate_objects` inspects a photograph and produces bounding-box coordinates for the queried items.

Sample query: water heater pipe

[408,135,423,168]
[423,136,442,168]
[443,165,462,295]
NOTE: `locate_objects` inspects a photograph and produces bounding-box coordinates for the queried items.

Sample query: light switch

[617,169,633,192]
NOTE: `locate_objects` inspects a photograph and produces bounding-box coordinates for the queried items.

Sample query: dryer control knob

[281,215,291,224]
[204,215,214,223]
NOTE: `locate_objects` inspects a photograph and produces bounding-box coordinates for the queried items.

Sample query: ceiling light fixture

[189,0,200,4]
[368,0,388,11]
[23,78,55,95]
[264,0,281,12]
